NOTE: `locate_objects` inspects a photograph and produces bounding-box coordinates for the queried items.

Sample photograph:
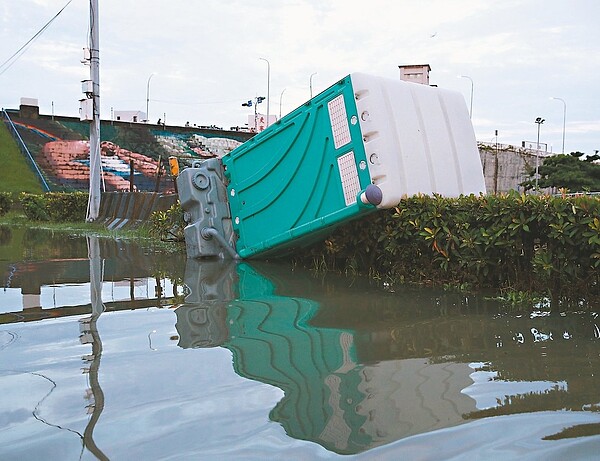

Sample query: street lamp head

[535,117,545,124]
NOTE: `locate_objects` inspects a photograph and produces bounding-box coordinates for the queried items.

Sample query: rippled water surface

[1,226,599,460]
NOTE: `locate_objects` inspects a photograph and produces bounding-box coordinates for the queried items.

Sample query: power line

[0,0,75,76]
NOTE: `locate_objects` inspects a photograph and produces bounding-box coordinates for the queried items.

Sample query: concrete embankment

[98,191,177,229]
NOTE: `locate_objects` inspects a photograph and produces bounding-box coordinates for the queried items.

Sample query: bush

[295,192,600,297]
[45,192,89,221]
[148,201,185,241]
[0,192,13,216]
[20,192,89,222]
[20,193,50,221]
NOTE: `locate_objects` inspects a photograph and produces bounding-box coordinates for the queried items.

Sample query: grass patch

[0,122,44,194]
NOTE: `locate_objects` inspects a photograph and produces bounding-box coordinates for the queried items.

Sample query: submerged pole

[87,0,101,221]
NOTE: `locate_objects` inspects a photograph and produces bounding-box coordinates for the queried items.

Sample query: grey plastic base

[177,159,237,259]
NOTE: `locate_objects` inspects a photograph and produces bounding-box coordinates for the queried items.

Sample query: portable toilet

[178,72,485,259]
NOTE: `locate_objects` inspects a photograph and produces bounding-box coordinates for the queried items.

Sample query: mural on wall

[41,140,168,192]
[7,114,249,192]
[154,132,243,159]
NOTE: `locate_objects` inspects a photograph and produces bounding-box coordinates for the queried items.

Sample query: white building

[114,110,146,123]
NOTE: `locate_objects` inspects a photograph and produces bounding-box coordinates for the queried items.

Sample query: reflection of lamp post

[259,58,270,128]
[459,75,474,119]
[535,117,545,191]
[551,97,567,154]
[310,72,317,99]
[279,88,286,120]
[242,96,265,132]
[146,73,155,123]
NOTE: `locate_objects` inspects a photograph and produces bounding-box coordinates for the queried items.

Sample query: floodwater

[1,227,599,461]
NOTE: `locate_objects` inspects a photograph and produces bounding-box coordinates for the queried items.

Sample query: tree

[521,153,600,192]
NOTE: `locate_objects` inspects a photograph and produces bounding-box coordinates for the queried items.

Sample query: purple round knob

[364,184,383,205]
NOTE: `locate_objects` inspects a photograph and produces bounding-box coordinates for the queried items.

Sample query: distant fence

[1,109,51,192]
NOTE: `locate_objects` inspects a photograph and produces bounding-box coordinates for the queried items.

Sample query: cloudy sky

[1,0,599,154]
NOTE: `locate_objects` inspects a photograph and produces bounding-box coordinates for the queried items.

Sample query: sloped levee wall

[2,110,253,193]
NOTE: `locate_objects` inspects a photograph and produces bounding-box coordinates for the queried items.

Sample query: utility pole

[87,0,102,221]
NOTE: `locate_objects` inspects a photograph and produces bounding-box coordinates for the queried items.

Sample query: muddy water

[1,227,599,460]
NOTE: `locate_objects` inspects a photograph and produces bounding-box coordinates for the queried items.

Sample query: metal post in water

[154,155,162,192]
[129,159,134,192]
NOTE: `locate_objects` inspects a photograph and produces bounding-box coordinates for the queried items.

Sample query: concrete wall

[478,143,549,194]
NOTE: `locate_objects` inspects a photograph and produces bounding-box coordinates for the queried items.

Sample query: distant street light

[146,73,155,123]
[551,97,567,154]
[279,88,286,120]
[259,58,270,128]
[535,117,545,191]
[310,72,317,99]
[459,75,474,119]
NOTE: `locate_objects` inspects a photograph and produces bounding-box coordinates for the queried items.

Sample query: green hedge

[295,192,600,296]
[0,192,13,216]
[20,192,89,222]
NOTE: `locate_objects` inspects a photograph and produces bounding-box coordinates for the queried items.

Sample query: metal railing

[1,109,51,192]
[478,141,554,158]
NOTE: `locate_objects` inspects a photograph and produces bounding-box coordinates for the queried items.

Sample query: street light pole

[551,97,566,154]
[242,96,265,132]
[279,88,286,120]
[259,58,270,128]
[146,73,155,123]
[460,75,474,119]
[310,72,317,99]
[535,117,545,191]
[494,129,499,194]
